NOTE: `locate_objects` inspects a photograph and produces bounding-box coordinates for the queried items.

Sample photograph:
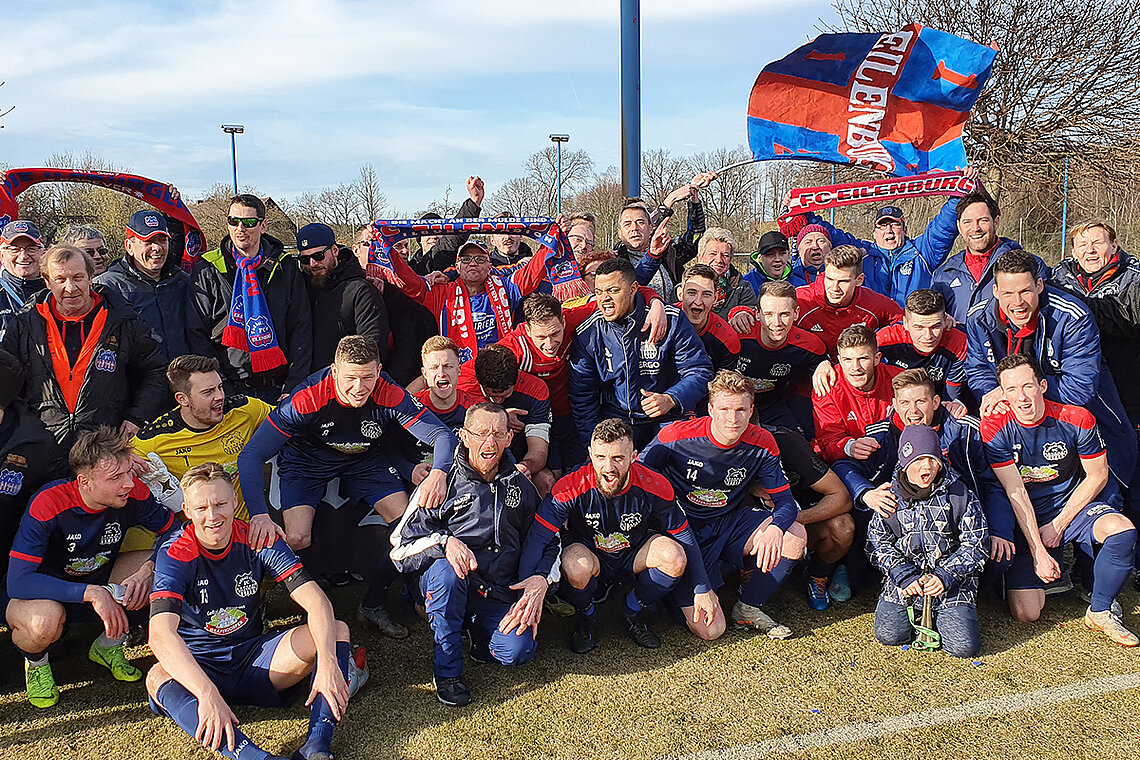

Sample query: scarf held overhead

[221,250,287,372]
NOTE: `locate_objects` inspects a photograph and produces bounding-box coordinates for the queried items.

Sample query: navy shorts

[1005,501,1121,591]
[278,451,405,512]
[547,414,587,473]
[561,534,649,587]
[191,629,295,707]
[671,507,772,601]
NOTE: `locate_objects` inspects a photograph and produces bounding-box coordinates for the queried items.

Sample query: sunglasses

[298,245,334,265]
[227,216,263,228]
[82,246,110,257]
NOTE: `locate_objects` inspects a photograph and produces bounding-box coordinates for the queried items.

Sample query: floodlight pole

[620,0,641,198]
[221,124,245,195]
[550,134,570,215]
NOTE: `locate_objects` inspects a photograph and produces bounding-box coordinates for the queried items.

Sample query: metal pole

[830,164,836,225]
[556,141,563,216]
[620,0,641,198]
[1060,155,1069,259]
[230,132,238,195]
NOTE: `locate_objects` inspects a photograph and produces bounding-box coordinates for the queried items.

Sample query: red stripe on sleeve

[991,459,1014,468]
[667,520,690,536]
[535,514,560,534]
[1079,452,1106,460]
[9,550,41,563]
[275,562,304,582]
[767,482,791,494]
[149,590,183,601]
[401,407,427,429]
[267,417,290,437]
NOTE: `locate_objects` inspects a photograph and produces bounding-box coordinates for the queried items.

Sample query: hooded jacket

[95,254,190,362]
[390,444,548,603]
[305,247,389,369]
[931,238,1047,324]
[186,233,313,394]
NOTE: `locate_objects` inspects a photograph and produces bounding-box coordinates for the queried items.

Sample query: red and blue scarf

[220,248,286,371]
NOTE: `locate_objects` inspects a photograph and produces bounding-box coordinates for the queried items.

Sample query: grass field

[2,578,1138,760]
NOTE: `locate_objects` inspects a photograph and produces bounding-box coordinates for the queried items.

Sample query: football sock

[626,567,678,615]
[1091,528,1136,613]
[362,527,398,608]
[559,576,598,616]
[303,641,351,754]
[739,556,797,607]
[155,679,270,760]
[96,632,124,648]
[806,552,837,579]
[18,648,47,666]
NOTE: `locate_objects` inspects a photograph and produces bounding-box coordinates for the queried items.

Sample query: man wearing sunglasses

[0,220,46,340]
[60,225,111,276]
[297,223,388,370]
[96,211,190,364]
[187,194,312,403]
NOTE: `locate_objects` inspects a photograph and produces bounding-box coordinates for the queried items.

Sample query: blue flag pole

[1060,155,1069,259]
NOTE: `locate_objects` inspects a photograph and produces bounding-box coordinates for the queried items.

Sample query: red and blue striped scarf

[220,248,286,371]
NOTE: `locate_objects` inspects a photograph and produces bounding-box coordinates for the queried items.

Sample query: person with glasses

[0,220,46,340]
[60,225,111,276]
[392,401,545,707]
[186,194,313,403]
[296,223,388,370]
[95,211,190,364]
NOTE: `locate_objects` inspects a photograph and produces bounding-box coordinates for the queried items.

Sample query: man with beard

[516,418,717,653]
[296,223,388,369]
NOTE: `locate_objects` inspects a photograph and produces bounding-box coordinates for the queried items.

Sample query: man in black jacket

[408,176,485,275]
[296,223,389,369]
[186,194,313,402]
[1,245,167,451]
[0,220,46,340]
[392,402,548,707]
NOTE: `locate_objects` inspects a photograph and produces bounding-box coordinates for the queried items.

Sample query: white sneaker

[731,600,792,639]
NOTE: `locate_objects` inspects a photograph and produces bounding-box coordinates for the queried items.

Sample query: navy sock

[304,641,351,753]
[559,576,598,615]
[626,567,678,615]
[363,527,398,608]
[739,556,797,607]
[1091,529,1137,613]
[155,679,270,760]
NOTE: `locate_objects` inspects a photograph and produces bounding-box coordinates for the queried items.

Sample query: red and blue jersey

[694,310,742,372]
[640,417,797,530]
[981,401,1110,521]
[733,320,826,428]
[459,362,553,464]
[150,520,312,658]
[7,478,176,603]
[518,462,713,594]
[877,322,967,402]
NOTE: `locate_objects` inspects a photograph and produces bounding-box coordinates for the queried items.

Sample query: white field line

[679,671,1140,760]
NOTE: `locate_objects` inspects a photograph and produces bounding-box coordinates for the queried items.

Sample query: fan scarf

[220,248,286,372]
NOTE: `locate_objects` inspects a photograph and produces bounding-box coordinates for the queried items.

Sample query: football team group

[1,168,1138,760]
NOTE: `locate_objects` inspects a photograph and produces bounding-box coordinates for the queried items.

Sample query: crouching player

[867,425,988,658]
[516,419,718,653]
[641,370,807,640]
[982,355,1138,645]
[148,464,352,760]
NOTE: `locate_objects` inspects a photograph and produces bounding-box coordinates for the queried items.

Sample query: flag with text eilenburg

[747,24,997,176]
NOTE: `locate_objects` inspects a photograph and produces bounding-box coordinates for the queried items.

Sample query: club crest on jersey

[770,363,791,378]
[234,572,258,598]
[100,522,122,546]
[205,607,249,635]
[595,532,631,552]
[899,261,913,276]
[222,431,245,455]
[619,512,642,532]
[724,467,747,487]
[95,349,117,372]
[0,468,24,495]
[1042,441,1068,461]
[926,365,944,381]
[65,553,110,576]
[361,420,384,439]
[688,488,729,509]
[505,484,522,509]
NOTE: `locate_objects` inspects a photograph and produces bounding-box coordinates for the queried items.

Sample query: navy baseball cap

[126,210,170,240]
[0,220,43,245]
[296,223,337,250]
[875,206,905,224]
[757,230,789,255]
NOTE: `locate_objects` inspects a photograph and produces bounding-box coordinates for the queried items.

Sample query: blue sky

[1,0,837,213]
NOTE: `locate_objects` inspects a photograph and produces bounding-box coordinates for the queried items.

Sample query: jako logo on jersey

[724,467,747,487]
[246,316,273,348]
[686,459,705,468]
[505,484,522,509]
[584,511,601,529]
[100,522,122,546]
[770,363,791,378]
[619,512,642,531]
[0,468,24,495]
[234,572,258,598]
[1042,441,1069,461]
[361,420,384,439]
[94,349,117,372]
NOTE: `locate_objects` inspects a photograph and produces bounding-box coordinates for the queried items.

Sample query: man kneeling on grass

[867,425,988,658]
[147,464,353,760]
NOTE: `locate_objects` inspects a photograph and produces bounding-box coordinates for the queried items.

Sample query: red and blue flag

[747,24,997,176]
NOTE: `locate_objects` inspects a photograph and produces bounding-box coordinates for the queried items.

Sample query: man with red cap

[96,210,190,363]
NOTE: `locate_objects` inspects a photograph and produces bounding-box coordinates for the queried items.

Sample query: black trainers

[569,612,597,654]
[624,611,661,649]
[357,603,409,639]
[433,675,471,706]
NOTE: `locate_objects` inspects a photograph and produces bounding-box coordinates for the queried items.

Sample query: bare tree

[355,163,387,222]
[641,149,691,207]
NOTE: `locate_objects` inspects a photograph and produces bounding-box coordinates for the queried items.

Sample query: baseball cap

[126,210,171,240]
[296,223,337,251]
[457,241,490,259]
[757,230,789,256]
[875,206,905,224]
[0,220,43,246]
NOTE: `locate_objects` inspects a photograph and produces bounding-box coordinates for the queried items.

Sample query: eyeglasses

[227,216,263,228]
[82,246,109,257]
[568,234,595,245]
[0,243,44,255]
[458,255,490,265]
[464,428,510,442]
[298,246,334,265]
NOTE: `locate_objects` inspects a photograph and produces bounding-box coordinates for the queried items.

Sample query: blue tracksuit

[931,238,1047,324]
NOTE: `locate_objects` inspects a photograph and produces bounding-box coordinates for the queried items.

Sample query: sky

[1,0,838,213]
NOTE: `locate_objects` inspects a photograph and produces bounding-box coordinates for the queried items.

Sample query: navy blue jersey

[734,324,825,427]
[459,363,553,464]
[640,417,797,530]
[518,461,713,594]
[8,478,176,603]
[876,323,967,401]
[981,401,1108,521]
[694,311,742,372]
[150,520,312,659]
